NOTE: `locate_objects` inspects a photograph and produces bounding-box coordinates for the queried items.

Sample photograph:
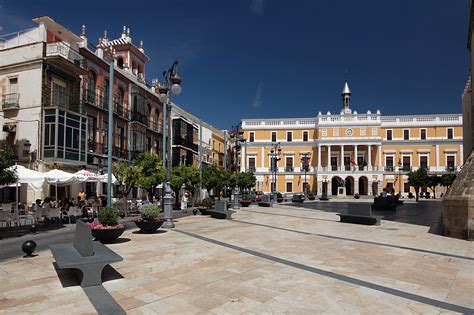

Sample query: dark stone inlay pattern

[83,285,126,315]
[175,229,474,314]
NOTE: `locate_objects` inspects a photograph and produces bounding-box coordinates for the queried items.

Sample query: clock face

[346,128,353,136]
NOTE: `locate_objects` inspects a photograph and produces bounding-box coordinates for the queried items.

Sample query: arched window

[117,88,124,107]
[87,71,96,103]
[117,57,124,69]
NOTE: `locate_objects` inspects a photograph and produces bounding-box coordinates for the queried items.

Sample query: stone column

[341,145,344,171]
[317,145,321,171]
[436,144,440,171]
[328,145,331,170]
[354,145,358,170]
[368,145,372,171]
[378,144,382,170]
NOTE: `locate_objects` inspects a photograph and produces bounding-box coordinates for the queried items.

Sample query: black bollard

[29,224,38,234]
[22,240,37,258]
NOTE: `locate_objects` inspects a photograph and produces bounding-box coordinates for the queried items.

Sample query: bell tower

[341,81,352,114]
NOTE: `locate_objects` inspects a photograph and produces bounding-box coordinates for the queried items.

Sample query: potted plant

[354,193,360,199]
[307,192,316,200]
[240,193,252,207]
[408,192,414,199]
[197,197,213,215]
[88,207,125,243]
[134,204,164,233]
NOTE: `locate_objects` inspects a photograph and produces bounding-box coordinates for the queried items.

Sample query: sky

[0,0,469,129]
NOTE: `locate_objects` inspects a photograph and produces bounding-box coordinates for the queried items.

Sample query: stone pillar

[354,176,359,195]
[436,144,440,171]
[460,144,464,166]
[368,145,372,171]
[378,145,383,170]
[354,145,358,170]
[340,145,344,171]
[328,145,331,170]
[317,145,321,170]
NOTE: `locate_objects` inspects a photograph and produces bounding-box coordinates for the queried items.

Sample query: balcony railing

[344,165,351,171]
[2,93,19,110]
[49,88,81,113]
[172,137,198,152]
[248,166,256,172]
[401,166,412,172]
[419,166,430,171]
[46,42,85,68]
[112,146,129,159]
[268,167,278,172]
[385,166,394,172]
[285,166,294,172]
[331,165,338,171]
[445,166,456,172]
[131,111,149,126]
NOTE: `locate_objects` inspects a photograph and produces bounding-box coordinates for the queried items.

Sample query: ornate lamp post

[269,142,281,203]
[300,153,310,199]
[158,60,182,229]
[229,126,245,209]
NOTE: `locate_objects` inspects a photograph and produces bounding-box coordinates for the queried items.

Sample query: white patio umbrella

[44,169,77,200]
[99,173,120,185]
[73,170,99,182]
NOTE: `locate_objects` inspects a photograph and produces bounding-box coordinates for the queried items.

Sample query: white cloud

[250,0,265,15]
[253,82,263,108]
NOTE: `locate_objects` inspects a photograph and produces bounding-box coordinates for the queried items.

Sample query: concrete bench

[337,207,382,226]
[258,194,272,207]
[371,196,397,211]
[50,220,123,287]
[207,201,234,219]
[292,194,304,203]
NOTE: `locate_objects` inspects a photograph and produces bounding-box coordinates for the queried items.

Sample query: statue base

[336,187,347,198]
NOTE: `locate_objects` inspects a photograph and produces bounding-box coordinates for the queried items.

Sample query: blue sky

[0,0,469,129]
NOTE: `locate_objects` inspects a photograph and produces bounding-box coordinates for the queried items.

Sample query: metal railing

[445,166,456,172]
[401,166,412,172]
[248,166,256,172]
[172,137,198,151]
[49,89,81,113]
[2,93,20,110]
[285,166,294,172]
[385,166,394,172]
[46,42,85,67]
[131,111,149,126]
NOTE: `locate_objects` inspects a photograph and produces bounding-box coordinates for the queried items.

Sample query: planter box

[240,201,252,207]
[135,220,165,233]
[197,207,211,215]
[91,227,125,243]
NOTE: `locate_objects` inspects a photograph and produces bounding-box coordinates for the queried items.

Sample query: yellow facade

[211,130,226,168]
[242,108,463,197]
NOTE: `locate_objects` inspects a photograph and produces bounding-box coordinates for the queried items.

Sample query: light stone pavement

[0,203,473,314]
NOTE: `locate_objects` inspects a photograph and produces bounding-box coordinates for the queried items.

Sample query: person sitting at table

[43,197,51,209]
[33,199,42,211]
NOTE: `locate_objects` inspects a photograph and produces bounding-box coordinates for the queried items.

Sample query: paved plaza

[0,202,473,314]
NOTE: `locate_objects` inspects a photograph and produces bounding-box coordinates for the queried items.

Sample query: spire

[341,80,352,113]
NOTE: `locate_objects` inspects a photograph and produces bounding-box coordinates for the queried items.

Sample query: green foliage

[407,168,429,201]
[241,193,252,201]
[134,153,166,190]
[238,172,257,190]
[98,207,119,226]
[0,143,17,186]
[201,197,214,208]
[440,173,456,189]
[140,204,161,221]
[426,175,441,199]
[202,165,227,195]
[171,164,201,192]
[307,192,315,200]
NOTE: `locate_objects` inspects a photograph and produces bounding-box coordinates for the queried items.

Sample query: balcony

[172,137,198,152]
[45,42,87,74]
[88,140,105,155]
[385,166,394,172]
[419,166,430,171]
[285,166,294,172]
[268,167,278,172]
[131,111,149,126]
[248,166,256,172]
[112,146,129,159]
[2,93,19,110]
[401,166,412,172]
[445,166,456,172]
[344,165,351,171]
[48,88,82,113]
[331,165,338,171]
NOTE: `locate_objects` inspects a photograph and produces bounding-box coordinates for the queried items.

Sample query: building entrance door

[330,157,338,171]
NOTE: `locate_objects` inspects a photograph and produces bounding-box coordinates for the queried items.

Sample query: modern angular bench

[50,220,123,287]
[337,207,382,226]
[371,196,397,211]
[207,201,234,219]
[292,194,304,203]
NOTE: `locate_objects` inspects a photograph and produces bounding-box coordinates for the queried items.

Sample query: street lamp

[229,126,245,209]
[158,60,182,229]
[397,158,402,195]
[300,153,310,199]
[269,142,281,203]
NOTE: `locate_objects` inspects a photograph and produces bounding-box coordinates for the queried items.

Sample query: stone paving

[0,202,473,314]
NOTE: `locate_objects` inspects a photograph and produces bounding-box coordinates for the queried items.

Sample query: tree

[407,168,429,202]
[238,172,257,191]
[441,173,457,191]
[202,165,226,199]
[426,175,441,199]
[0,143,17,186]
[113,161,141,216]
[171,164,200,206]
[134,153,166,198]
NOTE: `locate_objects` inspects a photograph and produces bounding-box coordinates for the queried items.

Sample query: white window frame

[360,128,366,136]
[286,131,293,142]
[418,154,429,168]
[371,127,378,136]
[271,131,277,142]
[249,131,255,142]
[420,128,427,140]
[386,129,393,141]
[403,129,410,140]
[333,129,339,136]
[321,129,327,137]
[446,128,454,140]
[401,154,412,168]
[385,155,395,167]
[286,181,293,193]
[446,154,456,167]
[247,156,257,170]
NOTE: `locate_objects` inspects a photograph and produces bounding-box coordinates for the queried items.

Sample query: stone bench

[50,220,123,287]
[337,207,382,226]
[371,196,397,211]
[258,194,272,207]
[292,194,304,203]
[207,201,234,219]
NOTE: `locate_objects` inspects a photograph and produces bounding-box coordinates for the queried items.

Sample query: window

[447,155,455,168]
[248,157,256,171]
[286,182,293,193]
[285,156,293,171]
[403,156,411,170]
[386,130,393,141]
[333,129,339,136]
[9,77,18,94]
[447,128,453,139]
[271,131,277,142]
[403,129,409,140]
[420,129,426,140]
[386,156,394,171]
[404,183,410,193]
[321,129,327,137]
[303,131,308,142]
[287,132,292,142]
[249,132,255,142]
[420,156,428,168]
[371,128,378,136]
[52,81,69,107]
[360,128,366,136]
